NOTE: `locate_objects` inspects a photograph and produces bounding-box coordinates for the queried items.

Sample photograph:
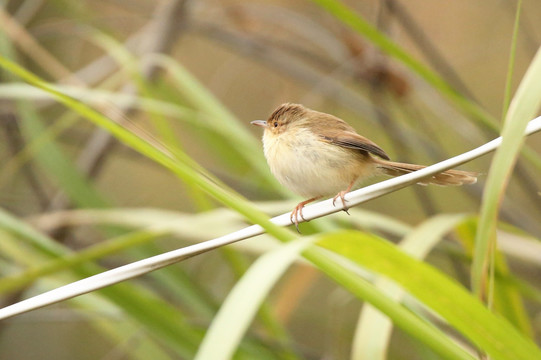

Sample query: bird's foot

[290,203,308,233]
[289,197,320,233]
[332,191,350,215]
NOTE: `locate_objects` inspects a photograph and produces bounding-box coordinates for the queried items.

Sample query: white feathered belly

[263,128,376,198]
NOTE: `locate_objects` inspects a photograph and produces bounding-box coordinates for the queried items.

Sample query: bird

[251,103,477,231]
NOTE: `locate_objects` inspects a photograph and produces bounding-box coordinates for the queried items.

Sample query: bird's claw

[332,191,350,215]
[290,205,307,233]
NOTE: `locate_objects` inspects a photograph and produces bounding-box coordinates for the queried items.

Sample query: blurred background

[0,0,540,359]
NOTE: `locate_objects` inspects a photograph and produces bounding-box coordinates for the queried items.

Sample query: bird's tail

[375,160,478,186]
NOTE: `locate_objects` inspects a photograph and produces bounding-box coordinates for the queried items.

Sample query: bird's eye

[274,122,278,127]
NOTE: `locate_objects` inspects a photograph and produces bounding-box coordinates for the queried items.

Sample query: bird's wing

[317,122,390,160]
[308,111,390,160]
[320,131,390,160]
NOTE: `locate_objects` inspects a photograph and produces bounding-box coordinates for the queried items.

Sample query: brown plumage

[252,103,478,230]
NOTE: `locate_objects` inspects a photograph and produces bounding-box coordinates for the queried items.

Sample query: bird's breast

[262,127,375,198]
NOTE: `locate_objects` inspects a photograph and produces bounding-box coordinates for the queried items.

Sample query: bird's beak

[250,120,267,128]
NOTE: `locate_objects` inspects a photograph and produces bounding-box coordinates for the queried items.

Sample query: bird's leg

[332,178,357,215]
[290,197,321,232]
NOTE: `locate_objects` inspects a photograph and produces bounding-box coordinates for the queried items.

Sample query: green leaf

[456,219,533,337]
[318,230,541,360]
[472,46,541,297]
[195,238,314,360]
[352,214,469,360]
[304,244,475,360]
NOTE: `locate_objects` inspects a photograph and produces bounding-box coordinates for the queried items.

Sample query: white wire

[1,116,540,320]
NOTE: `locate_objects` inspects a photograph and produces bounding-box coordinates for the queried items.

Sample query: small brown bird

[251,103,477,230]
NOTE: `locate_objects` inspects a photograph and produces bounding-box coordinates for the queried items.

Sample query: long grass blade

[472,46,541,298]
[352,214,469,360]
[194,238,314,360]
